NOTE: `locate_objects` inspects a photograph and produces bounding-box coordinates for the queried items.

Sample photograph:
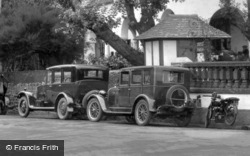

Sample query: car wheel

[18,96,30,118]
[87,98,103,122]
[166,85,190,109]
[174,114,192,127]
[135,99,152,126]
[125,116,136,124]
[57,97,72,120]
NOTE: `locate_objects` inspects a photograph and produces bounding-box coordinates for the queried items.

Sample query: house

[135,13,231,66]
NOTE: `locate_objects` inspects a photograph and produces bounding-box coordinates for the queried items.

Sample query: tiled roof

[135,14,231,40]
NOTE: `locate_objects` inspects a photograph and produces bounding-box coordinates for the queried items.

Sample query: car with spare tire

[17,64,109,119]
[86,66,196,126]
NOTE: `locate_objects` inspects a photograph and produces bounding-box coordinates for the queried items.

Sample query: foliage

[86,53,131,70]
[56,0,184,66]
[0,0,84,71]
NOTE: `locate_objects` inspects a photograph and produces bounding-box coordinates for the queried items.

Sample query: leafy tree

[218,0,250,40]
[57,0,184,66]
[0,0,84,71]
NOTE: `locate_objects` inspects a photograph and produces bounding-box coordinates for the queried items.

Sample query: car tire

[166,85,190,109]
[57,97,72,120]
[87,98,103,122]
[18,96,30,118]
[0,100,6,115]
[134,99,152,126]
[174,114,192,127]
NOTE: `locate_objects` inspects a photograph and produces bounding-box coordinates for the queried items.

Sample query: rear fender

[55,92,74,109]
[88,94,107,112]
[133,94,156,112]
[17,91,36,106]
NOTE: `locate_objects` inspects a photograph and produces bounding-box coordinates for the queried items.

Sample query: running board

[103,110,131,115]
[29,106,54,110]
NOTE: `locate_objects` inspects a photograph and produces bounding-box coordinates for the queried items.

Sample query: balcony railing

[183,61,250,94]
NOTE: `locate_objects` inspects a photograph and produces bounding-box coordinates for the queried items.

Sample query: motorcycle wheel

[0,100,7,115]
[225,104,238,126]
[205,105,212,128]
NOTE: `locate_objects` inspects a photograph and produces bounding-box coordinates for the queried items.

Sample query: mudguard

[56,92,74,105]
[17,91,36,106]
[134,94,156,112]
[88,94,108,112]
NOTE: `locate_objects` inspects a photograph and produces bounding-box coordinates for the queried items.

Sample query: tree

[0,0,84,71]
[218,0,250,40]
[57,0,184,66]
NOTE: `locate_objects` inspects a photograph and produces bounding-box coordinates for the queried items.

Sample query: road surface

[0,113,250,156]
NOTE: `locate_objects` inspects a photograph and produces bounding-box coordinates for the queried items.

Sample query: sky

[167,0,246,19]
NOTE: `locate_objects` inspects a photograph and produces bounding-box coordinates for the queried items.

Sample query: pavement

[1,113,250,156]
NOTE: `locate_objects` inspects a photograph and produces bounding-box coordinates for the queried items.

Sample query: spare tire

[166,85,190,109]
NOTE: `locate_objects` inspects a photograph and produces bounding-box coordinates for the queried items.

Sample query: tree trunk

[88,24,144,66]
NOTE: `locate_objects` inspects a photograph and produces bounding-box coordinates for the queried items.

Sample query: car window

[132,70,142,85]
[162,71,184,84]
[63,71,72,83]
[144,70,151,85]
[47,70,52,84]
[54,71,61,84]
[78,69,104,80]
[121,71,129,85]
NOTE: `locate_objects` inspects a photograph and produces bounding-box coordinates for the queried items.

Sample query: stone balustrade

[183,61,250,94]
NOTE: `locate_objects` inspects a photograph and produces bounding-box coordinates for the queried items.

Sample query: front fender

[134,94,156,112]
[17,91,36,106]
[88,94,107,112]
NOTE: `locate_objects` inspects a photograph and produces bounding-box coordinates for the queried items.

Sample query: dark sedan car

[86,66,195,126]
[17,64,109,119]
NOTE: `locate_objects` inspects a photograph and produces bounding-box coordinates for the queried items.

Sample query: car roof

[120,66,189,72]
[46,64,108,70]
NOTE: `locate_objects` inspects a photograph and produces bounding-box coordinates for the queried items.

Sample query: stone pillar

[240,67,248,88]
[207,67,213,88]
[233,67,240,88]
[226,67,233,88]
[219,67,226,88]
[213,67,220,88]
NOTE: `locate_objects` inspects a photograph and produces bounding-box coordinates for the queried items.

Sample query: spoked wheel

[18,96,30,118]
[205,105,213,128]
[174,115,192,127]
[57,97,72,120]
[125,116,136,124]
[87,98,103,122]
[225,104,238,126]
[134,99,152,126]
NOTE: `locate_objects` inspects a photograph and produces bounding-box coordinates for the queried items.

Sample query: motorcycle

[0,74,9,115]
[204,92,239,128]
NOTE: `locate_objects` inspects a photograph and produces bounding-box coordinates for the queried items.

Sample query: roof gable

[135,14,231,40]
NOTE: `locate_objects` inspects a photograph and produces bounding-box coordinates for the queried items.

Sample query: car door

[45,68,62,106]
[117,70,130,107]
[129,69,143,106]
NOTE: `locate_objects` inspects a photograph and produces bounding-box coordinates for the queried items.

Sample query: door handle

[128,88,131,91]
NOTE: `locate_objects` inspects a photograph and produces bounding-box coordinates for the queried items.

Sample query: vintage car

[86,66,196,126]
[17,64,109,119]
